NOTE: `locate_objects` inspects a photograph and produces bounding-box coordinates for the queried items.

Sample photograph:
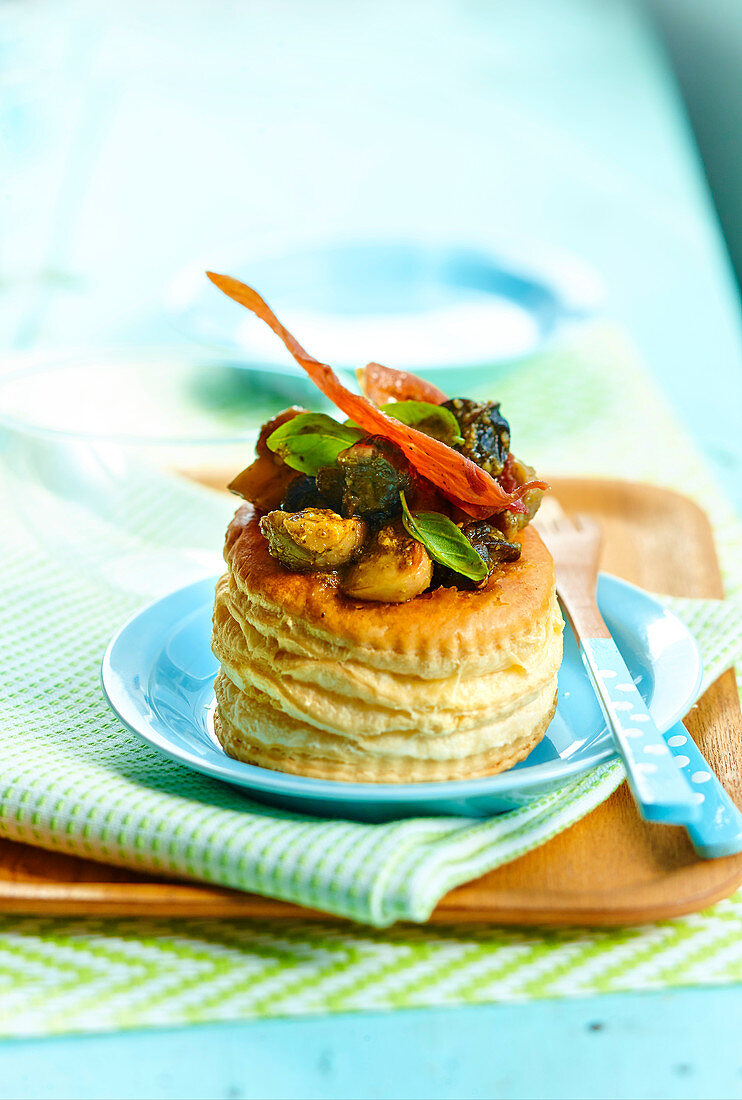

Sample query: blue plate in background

[101,574,701,822]
[167,240,601,374]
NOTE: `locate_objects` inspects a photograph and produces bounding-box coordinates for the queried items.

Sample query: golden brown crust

[213,584,563,735]
[213,503,563,784]
[224,504,556,668]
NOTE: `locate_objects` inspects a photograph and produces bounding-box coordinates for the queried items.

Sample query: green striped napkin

[1,325,741,1036]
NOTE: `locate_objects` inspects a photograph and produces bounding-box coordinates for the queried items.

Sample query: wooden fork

[536,508,700,826]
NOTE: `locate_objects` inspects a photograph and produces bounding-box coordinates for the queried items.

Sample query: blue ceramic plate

[167,240,600,374]
[101,574,702,821]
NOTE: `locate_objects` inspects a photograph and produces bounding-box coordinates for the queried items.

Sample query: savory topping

[314,465,346,512]
[266,413,363,475]
[255,406,307,457]
[377,401,463,446]
[209,272,548,603]
[259,509,367,571]
[443,399,510,476]
[462,521,521,565]
[280,475,328,513]
[458,522,521,585]
[357,361,448,406]
[228,456,297,513]
[400,491,489,584]
[206,272,546,517]
[497,456,546,537]
[337,438,414,526]
[348,400,462,446]
[342,525,433,603]
[228,406,306,511]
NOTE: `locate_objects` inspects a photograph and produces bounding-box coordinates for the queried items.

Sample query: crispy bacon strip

[357,361,448,406]
[206,272,544,516]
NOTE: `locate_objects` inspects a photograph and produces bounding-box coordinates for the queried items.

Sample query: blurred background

[648,0,742,294]
[2,0,742,550]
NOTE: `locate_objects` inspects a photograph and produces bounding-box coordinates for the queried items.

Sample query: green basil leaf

[266,413,364,475]
[379,401,463,445]
[400,491,488,582]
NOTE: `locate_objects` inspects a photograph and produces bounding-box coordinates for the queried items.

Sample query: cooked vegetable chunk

[443,399,510,476]
[228,454,298,513]
[337,438,414,525]
[432,521,521,589]
[259,509,367,571]
[462,521,521,570]
[314,464,346,513]
[342,525,432,603]
[280,468,347,513]
[497,458,545,537]
[281,475,326,513]
[228,406,307,511]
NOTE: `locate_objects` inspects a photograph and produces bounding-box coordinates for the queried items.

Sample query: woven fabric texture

[1,326,741,1035]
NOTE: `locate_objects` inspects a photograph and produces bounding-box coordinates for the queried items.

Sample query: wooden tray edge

[0,478,739,926]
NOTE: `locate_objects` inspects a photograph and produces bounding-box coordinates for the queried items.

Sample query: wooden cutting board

[2,478,741,925]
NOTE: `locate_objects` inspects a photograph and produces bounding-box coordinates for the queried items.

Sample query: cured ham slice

[357,361,448,406]
[206,272,545,516]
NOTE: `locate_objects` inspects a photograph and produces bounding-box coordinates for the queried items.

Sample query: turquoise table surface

[3,0,742,1097]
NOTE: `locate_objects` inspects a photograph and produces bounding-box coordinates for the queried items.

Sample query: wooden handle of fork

[556,575,611,639]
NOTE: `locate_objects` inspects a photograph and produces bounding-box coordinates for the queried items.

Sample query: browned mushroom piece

[442,398,510,476]
[259,508,367,571]
[336,437,414,526]
[462,521,521,578]
[341,524,433,603]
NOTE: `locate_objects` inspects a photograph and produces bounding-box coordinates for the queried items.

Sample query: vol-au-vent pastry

[208,274,564,783]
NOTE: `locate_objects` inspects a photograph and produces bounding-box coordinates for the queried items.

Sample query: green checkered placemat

[1,326,741,1037]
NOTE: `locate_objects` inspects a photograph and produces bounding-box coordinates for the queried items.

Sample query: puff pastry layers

[211,505,563,782]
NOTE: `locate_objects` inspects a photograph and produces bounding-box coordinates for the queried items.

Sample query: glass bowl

[0,349,328,596]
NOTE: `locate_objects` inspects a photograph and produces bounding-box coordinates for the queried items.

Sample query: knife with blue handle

[581,637,701,825]
[538,510,719,833]
[661,720,742,858]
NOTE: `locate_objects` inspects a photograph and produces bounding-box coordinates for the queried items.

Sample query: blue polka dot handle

[662,721,742,858]
[581,638,701,825]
